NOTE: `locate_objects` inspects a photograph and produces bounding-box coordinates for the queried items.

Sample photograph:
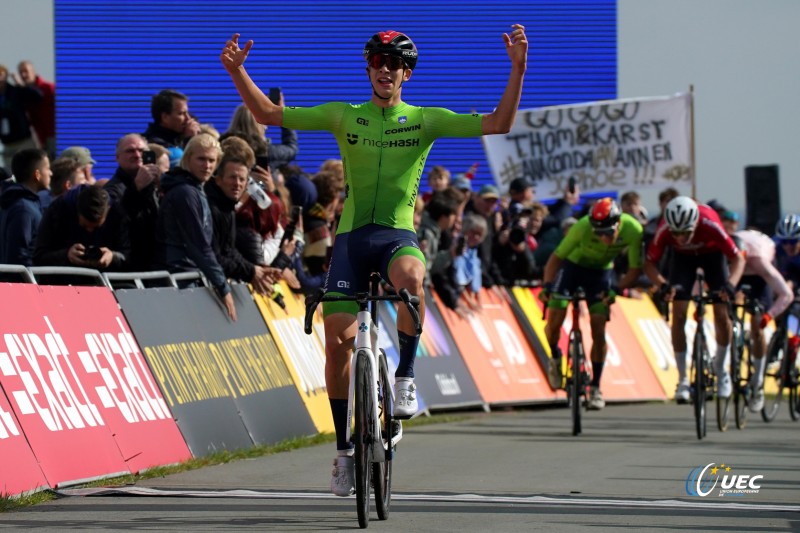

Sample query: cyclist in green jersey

[540,198,644,409]
[222,26,528,496]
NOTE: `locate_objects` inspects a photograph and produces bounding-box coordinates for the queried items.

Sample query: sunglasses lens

[782,239,799,246]
[368,54,404,70]
[671,230,691,237]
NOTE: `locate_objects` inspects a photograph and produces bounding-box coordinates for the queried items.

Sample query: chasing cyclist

[541,198,643,410]
[718,210,792,412]
[222,26,528,496]
[643,197,745,404]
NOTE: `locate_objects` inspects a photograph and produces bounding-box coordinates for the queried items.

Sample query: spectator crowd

[0,71,686,315]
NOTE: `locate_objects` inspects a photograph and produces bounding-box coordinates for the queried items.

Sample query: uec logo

[686,463,764,497]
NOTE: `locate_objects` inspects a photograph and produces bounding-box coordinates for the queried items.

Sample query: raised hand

[502,24,528,71]
[221,33,254,74]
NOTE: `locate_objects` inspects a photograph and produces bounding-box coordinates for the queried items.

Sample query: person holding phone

[34,184,130,272]
[222,24,527,496]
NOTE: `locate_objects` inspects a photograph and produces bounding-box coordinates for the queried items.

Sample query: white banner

[483,93,692,200]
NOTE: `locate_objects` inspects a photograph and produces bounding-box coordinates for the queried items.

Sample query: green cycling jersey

[283,101,483,233]
[554,212,643,270]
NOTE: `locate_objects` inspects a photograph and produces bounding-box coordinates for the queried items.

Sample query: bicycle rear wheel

[354,351,372,529]
[373,350,393,521]
[788,363,799,422]
[761,334,786,422]
[693,331,707,440]
[570,332,583,436]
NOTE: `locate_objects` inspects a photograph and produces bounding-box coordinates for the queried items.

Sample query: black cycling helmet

[363,30,418,70]
[590,197,622,232]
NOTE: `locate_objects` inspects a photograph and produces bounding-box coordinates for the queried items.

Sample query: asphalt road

[4,402,799,532]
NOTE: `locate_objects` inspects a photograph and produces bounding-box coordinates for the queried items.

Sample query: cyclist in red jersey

[644,196,745,403]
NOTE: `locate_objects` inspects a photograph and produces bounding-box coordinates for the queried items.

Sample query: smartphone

[84,245,102,261]
[142,150,156,165]
[255,154,270,170]
[269,87,281,105]
[291,205,303,223]
[567,176,577,194]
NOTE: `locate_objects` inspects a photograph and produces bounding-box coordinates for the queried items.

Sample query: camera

[142,150,156,165]
[84,245,102,261]
[507,203,532,246]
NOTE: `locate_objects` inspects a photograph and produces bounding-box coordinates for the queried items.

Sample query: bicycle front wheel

[373,350,393,520]
[570,333,583,436]
[734,338,750,430]
[354,351,372,529]
[693,331,707,440]
[761,334,786,422]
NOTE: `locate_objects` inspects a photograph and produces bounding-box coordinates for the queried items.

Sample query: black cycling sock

[395,331,419,378]
[591,361,604,387]
[330,398,351,451]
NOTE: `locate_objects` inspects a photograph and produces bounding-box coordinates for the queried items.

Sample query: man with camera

[103,133,164,271]
[539,198,643,410]
[34,184,130,272]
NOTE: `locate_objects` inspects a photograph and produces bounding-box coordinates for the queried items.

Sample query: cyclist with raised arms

[717,210,792,411]
[222,25,528,496]
[541,198,643,410]
[643,196,745,403]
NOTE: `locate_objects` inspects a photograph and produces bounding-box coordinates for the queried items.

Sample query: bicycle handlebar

[303,288,422,335]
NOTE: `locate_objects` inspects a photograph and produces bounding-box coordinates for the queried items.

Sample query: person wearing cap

[60,146,97,185]
[222,24,527,496]
[540,198,644,410]
[464,183,507,288]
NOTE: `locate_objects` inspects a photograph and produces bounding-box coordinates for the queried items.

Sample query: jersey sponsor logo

[346,133,358,145]
[356,117,369,126]
[362,137,420,148]
[337,280,350,289]
[384,124,421,135]
[398,116,407,124]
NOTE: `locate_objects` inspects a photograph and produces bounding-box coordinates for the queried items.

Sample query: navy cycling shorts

[323,224,423,314]
[551,260,613,308]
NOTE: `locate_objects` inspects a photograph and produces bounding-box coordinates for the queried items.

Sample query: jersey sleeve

[282,103,348,132]
[422,107,484,139]
[625,220,644,269]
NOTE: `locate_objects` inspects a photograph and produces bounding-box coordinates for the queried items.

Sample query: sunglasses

[368,54,405,70]
[780,238,800,246]
[593,228,616,237]
[670,230,693,237]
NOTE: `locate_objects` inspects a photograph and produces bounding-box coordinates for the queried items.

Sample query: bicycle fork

[344,310,397,463]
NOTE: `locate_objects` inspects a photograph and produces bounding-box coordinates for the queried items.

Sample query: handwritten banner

[483,93,692,200]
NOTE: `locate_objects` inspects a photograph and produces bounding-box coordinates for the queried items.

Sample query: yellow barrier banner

[253,284,333,434]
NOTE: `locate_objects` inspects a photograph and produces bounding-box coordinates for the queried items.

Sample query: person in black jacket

[205,153,280,295]
[154,133,236,321]
[0,148,50,265]
[143,89,200,167]
[34,184,130,271]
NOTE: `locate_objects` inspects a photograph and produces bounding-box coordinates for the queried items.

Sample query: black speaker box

[745,165,780,235]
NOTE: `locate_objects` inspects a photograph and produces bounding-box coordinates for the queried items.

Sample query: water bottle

[247,177,272,210]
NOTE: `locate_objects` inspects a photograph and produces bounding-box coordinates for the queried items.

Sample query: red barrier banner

[436,289,558,405]
[0,382,49,495]
[0,284,190,487]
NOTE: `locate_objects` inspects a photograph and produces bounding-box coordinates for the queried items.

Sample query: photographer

[34,184,130,271]
[494,201,541,285]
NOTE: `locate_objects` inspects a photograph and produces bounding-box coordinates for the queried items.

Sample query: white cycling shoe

[749,387,765,413]
[393,377,418,419]
[330,454,355,497]
[675,380,691,404]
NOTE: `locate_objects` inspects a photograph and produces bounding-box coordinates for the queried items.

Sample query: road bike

[304,273,421,529]
[673,271,727,440]
[761,295,800,423]
[545,288,592,436]
[728,285,761,430]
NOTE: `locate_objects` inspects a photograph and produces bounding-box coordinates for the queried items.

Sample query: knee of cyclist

[392,269,425,293]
